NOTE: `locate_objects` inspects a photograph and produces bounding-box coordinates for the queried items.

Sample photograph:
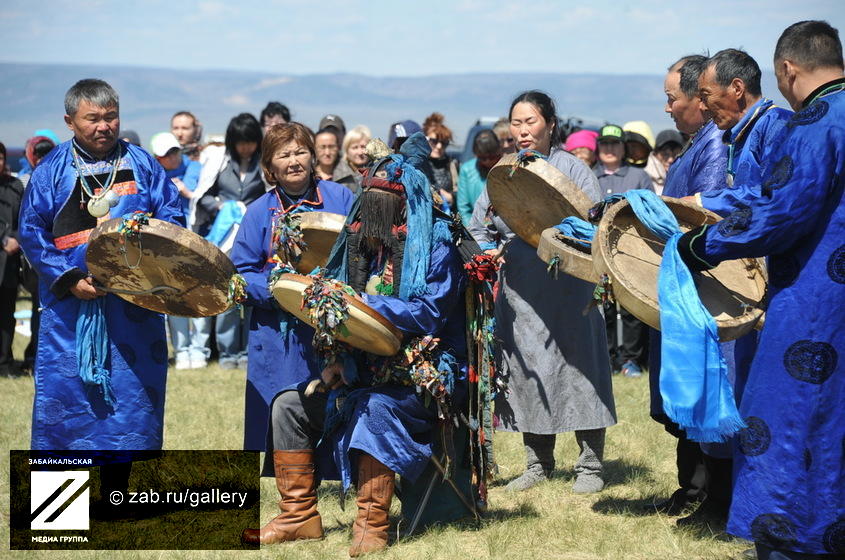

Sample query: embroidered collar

[71,138,120,163]
[273,180,322,214]
[802,76,845,108]
[723,98,775,180]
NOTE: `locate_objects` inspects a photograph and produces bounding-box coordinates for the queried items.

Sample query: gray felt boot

[506,433,556,492]
[573,429,605,494]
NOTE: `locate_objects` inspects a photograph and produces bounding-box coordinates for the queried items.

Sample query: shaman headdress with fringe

[323,132,449,300]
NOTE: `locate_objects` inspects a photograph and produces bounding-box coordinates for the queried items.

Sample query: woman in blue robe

[243,133,467,557]
[677,38,845,556]
[229,123,354,452]
[20,137,183,451]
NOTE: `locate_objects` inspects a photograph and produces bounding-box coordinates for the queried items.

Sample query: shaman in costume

[243,132,470,557]
[19,79,183,451]
[676,21,845,558]
[230,123,353,452]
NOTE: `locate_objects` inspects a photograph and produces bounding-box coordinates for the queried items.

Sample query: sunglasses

[427,137,450,148]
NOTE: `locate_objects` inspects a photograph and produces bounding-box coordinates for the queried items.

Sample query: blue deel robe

[166,154,201,216]
[690,84,845,556]
[19,140,184,450]
[320,234,467,490]
[230,180,354,451]
[699,98,792,217]
[694,102,789,456]
[650,120,733,425]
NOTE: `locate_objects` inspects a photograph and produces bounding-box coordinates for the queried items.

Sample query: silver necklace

[71,145,121,218]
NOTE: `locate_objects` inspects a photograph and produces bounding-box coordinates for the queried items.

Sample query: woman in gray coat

[469,91,616,493]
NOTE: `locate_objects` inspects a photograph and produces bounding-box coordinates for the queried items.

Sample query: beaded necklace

[71,142,121,217]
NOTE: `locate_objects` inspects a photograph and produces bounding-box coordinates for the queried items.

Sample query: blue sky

[2,0,843,76]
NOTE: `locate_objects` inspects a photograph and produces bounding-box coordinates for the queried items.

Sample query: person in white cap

[150,131,203,369]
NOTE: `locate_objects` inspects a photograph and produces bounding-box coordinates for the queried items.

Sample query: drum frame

[487,152,594,248]
[536,227,599,283]
[592,197,767,341]
[271,273,403,356]
[86,217,236,317]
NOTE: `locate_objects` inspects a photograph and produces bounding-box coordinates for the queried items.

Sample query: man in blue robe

[243,133,466,558]
[677,20,845,559]
[695,48,793,216]
[679,49,793,529]
[19,79,183,455]
[648,54,730,519]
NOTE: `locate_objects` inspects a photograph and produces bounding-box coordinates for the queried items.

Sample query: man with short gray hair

[19,79,183,458]
[695,49,792,215]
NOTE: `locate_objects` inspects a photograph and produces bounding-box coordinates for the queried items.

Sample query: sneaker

[191,357,208,369]
[219,360,238,370]
[175,355,192,370]
[621,360,642,378]
[237,356,248,370]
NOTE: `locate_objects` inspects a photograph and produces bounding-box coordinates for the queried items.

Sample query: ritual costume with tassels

[229,177,353,452]
[243,133,494,557]
[468,148,616,493]
[19,139,183,450]
[676,80,845,557]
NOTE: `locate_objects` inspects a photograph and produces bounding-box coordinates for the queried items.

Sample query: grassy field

[0,328,749,560]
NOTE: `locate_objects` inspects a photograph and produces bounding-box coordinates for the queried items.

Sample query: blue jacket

[20,139,184,450]
[165,154,201,216]
[699,98,792,216]
[230,180,354,450]
[692,82,845,556]
[663,120,727,198]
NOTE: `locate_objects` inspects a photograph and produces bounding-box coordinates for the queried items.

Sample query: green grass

[1,327,749,559]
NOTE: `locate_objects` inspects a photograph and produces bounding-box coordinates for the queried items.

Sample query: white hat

[150,132,181,157]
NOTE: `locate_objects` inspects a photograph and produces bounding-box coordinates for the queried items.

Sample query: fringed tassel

[76,298,115,408]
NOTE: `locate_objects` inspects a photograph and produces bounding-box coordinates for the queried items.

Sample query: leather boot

[348,454,394,557]
[241,449,323,545]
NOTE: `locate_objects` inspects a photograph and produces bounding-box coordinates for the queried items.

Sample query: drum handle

[95,284,179,296]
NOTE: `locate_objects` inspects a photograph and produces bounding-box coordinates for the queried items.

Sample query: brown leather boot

[241,449,323,545]
[348,454,394,557]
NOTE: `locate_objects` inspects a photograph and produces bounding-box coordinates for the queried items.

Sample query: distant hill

[0,63,788,149]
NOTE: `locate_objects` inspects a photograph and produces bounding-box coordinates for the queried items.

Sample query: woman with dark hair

[423,112,458,207]
[469,90,616,494]
[456,129,501,225]
[190,112,266,370]
[259,101,291,132]
[0,142,24,376]
[18,135,56,373]
[313,127,341,182]
[231,123,353,545]
[231,122,354,453]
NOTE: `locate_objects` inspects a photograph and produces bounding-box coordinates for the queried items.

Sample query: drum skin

[536,227,599,284]
[487,152,594,248]
[281,212,345,274]
[86,217,236,317]
[592,197,767,341]
[271,273,402,356]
